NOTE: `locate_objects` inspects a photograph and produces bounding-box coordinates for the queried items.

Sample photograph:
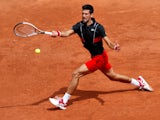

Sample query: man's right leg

[66,64,91,95]
[49,64,91,109]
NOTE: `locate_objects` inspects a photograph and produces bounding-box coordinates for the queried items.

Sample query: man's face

[82,10,93,23]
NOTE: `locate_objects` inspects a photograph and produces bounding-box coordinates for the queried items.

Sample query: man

[49,4,153,110]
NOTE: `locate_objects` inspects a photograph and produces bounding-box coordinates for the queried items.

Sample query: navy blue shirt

[72,18,107,56]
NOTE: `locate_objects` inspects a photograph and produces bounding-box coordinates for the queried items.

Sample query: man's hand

[114,42,120,51]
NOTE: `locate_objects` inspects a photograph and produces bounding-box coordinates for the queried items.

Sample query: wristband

[57,31,61,36]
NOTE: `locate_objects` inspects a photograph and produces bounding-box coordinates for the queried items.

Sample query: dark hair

[82,4,94,14]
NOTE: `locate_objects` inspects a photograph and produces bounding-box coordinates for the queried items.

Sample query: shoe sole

[49,98,66,110]
[138,76,154,92]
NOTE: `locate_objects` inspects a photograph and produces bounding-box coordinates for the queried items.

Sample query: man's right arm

[52,29,74,37]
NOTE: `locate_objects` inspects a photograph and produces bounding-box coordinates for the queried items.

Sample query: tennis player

[49,4,153,110]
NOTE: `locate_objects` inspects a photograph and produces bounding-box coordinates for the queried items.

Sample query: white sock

[62,93,71,103]
[131,78,140,87]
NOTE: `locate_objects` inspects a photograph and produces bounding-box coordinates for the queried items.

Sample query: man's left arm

[103,36,120,51]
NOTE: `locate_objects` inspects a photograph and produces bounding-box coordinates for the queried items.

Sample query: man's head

[82,4,94,14]
[82,4,94,24]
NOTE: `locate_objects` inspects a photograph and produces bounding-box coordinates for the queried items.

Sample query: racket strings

[15,24,37,37]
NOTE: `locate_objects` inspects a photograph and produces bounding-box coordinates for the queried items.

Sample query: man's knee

[72,64,90,78]
[72,71,81,79]
[108,73,117,80]
[103,69,118,80]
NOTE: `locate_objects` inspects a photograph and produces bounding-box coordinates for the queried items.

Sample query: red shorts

[85,51,112,72]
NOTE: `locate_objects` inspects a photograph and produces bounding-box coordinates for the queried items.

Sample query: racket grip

[44,31,53,36]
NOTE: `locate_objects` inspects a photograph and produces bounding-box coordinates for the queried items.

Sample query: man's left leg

[101,68,132,83]
[101,68,153,91]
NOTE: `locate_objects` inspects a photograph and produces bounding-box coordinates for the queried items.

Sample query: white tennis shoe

[138,76,153,92]
[49,97,67,110]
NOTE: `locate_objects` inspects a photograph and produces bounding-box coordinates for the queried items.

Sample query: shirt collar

[81,18,96,26]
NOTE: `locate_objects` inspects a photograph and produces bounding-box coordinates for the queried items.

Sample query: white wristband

[57,31,61,36]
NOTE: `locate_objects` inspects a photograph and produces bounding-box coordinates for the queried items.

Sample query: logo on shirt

[91,28,95,31]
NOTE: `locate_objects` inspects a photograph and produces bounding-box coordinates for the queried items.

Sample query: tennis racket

[13,22,53,37]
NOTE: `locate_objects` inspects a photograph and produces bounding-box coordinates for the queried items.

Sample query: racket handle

[44,31,53,36]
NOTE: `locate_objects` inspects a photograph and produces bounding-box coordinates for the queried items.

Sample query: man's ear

[91,13,94,18]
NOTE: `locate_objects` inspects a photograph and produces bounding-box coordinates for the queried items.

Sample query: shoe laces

[137,77,145,88]
[55,96,67,106]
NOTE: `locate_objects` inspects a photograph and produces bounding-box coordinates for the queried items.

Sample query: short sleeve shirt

[72,18,107,56]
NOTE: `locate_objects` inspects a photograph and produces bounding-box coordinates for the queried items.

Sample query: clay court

[0,0,160,120]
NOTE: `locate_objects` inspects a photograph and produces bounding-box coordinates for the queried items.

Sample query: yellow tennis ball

[35,48,41,54]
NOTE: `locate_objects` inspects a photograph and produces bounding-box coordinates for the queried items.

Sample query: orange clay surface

[0,0,160,120]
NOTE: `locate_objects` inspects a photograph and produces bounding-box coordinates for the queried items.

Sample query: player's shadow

[31,87,138,110]
[0,87,138,110]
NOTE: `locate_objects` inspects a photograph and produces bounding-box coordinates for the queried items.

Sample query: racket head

[13,22,44,37]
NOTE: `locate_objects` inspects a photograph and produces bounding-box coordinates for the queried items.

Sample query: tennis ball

[35,48,41,54]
